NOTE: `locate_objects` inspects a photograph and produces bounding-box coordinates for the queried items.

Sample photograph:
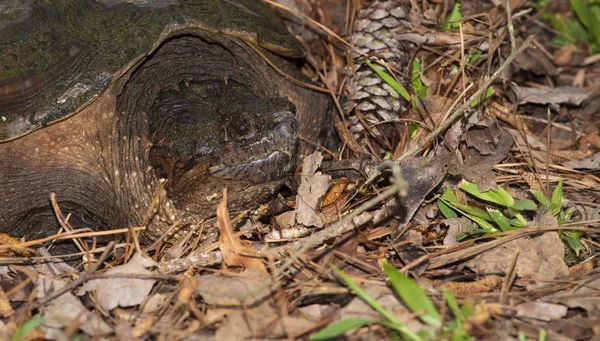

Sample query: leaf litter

[1,0,600,340]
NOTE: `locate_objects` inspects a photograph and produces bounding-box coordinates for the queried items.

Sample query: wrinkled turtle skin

[0,0,332,241]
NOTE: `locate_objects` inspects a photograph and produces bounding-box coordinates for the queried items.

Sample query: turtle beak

[208,110,298,183]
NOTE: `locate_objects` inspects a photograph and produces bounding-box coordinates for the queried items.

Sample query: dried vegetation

[2,0,600,340]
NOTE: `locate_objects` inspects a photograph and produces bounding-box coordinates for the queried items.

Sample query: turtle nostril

[268,110,298,140]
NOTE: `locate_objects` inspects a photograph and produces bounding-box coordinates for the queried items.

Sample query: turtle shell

[0,0,303,141]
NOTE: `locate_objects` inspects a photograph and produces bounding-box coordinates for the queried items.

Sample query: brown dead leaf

[548,275,600,318]
[0,233,30,257]
[82,253,158,311]
[295,152,331,228]
[177,272,197,305]
[512,85,589,106]
[466,232,569,289]
[451,125,514,191]
[515,302,567,321]
[442,217,477,246]
[217,189,267,276]
[321,179,349,207]
[0,286,13,317]
[195,274,316,340]
[195,274,272,306]
[561,151,600,169]
[38,278,112,337]
[374,155,450,228]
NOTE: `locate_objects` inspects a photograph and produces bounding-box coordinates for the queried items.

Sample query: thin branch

[397,35,534,162]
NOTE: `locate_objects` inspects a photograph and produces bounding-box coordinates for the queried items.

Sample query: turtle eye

[228,115,257,142]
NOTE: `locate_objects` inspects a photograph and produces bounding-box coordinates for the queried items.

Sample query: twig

[278,185,400,275]
[38,242,115,306]
[0,228,144,251]
[397,35,535,162]
[505,0,517,52]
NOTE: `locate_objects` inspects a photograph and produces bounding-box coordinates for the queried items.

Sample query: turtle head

[148,80,298,216]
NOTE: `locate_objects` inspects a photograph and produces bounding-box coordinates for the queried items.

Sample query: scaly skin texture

[0,1,332,241]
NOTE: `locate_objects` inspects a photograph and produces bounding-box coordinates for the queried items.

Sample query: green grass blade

[411,59,428,98]
[532,191,551,207]
[551,179,563,205]
[383,263,442,328]
[12,317,44,341]
[442,2,463,31]
[331,265,423,341]
[443,290,464,323]
[364,60,411,101]
[470,87,495,107]
[310,318,378,340]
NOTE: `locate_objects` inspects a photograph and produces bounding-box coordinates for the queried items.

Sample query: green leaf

[467,49,482,64]
[331,265,422,341]
[383,263,442,328]
[442,2,463,31]
[590,6,600,43]
[460,182,515,207]
[409,122,420,138]
[451,202,491,220]
[441,188,459,203]
[443,290,464,323]
[440,199,498,232]
[411,59,428,98]
[532,191,551,207]
[566,17,591,43]
[470,87,495,107]
[551,179,563,205]
[561,230,585,256]
[508,214,528,228]
[548,202,563,217]
[12,317,45,341]
[487,209,516,232]
[310,318,377,340]
[511,199,537,211]
[571,0,591,30]
[539,328,547,341]
[364,60,411,101]
[438,198,458,218]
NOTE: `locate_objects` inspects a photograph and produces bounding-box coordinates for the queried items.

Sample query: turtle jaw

[208,110,298,184]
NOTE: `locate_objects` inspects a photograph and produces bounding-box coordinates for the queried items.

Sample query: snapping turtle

[0,0,331,241]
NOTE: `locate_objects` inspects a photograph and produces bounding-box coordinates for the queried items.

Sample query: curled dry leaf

[217,189,267,276]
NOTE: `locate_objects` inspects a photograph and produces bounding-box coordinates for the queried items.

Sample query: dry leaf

[217,189,267,276]
[38,278,112,337]
[515,302,567,321]
[512,85,589,106]
[466,232,568,289]
[82,253,157,311]
[295,152,331,227]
